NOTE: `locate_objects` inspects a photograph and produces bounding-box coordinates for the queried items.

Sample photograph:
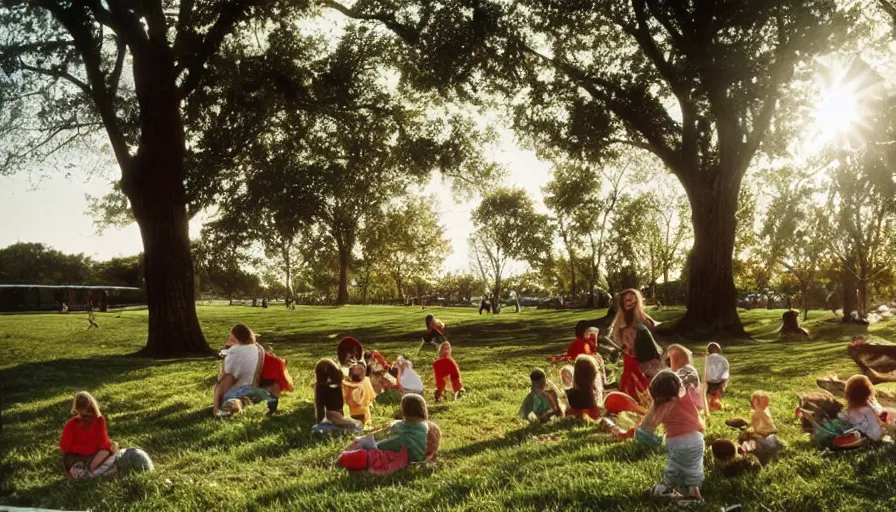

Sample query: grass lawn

[2,305,896,512]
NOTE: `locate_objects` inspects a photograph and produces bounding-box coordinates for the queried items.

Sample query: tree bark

[676,175,747,338]
[337,241,350,305]
[124,47,209,357]
[841,259,859,321]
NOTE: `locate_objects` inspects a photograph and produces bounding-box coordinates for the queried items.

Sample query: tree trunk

[677,176,747,338]
[493,275,502,314]
[124,51,209,357]
[337,242,350,305]
[841,260,858,321]
[283,246,292,304]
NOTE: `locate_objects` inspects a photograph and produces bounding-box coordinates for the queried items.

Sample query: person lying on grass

[312,358,363,433]
[710,439,761,477]
[338,393,441,474]
[433,341,465,402]
[60,391,119,479]
[519,368,563,422]
[639,370,705,503]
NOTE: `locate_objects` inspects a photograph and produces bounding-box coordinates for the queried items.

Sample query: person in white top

[705,343,730,412]
[213,324,263,415]
[396,356,424,395]
[845,375,884,441]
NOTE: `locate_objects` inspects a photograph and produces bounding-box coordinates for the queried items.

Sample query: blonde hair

[401,393,429,421]
[751,390,770,409]
[72,391,102,418]
[666,344,693,365]
[438,341,452,356]
[611,289,655,345]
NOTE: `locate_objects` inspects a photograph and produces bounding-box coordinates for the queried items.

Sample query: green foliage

[4,306,896,511]
[0,242,142,287]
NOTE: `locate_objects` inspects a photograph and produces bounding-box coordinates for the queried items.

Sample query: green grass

[2,305,896,512]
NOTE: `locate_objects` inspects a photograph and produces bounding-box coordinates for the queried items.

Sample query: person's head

[425,314,434,327]
[348,360,367,383]
[666,344,692,371]
[619,289,645,313]
[396,355,413,371]
[585,327,599,342]
[649,369,683,405]
[711,438,739,464]
[707,342,722,355]
[314,358,343,386]
[530,368,547,391]
[228,323,256,346]
[575,320,587,339]
[573,354,600,395]
[401,393,429,421]
[560,365,574,389]
[845,375,875,409]
[72,391,102,421]
[751,390,771,411]
[438,341,452,359]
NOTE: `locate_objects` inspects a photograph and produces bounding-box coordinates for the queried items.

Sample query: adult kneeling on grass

[213,324,293,417]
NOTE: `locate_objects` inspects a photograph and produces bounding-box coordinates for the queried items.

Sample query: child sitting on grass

[740,391,784,465]
[60,391,119,479]
[338,394,441,474]
[845,375,885,441]
[312,358,363,434]
[396,355,425,395]
[640,370,704,503]
[519,368,563,422]
[560,365,574,390]
[564,355,603,419]
[343,359,376,426]
[433,341,465,402]
[705,342,730,411]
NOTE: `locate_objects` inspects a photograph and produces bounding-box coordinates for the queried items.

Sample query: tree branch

[17,58,91,95]
[324,0,420,45]
[108,36,126,95]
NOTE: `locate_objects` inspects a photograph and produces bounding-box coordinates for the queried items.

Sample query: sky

[0,139,551,275]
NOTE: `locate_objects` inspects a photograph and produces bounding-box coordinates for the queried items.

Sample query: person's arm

[59,419,74,453]
[640,401,673,433]
[94,417,114,452]
[214,374,236,412]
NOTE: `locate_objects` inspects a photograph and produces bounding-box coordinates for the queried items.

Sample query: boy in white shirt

[705,342,730,411]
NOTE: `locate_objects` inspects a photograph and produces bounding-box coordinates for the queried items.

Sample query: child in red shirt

[433,341,464,402]
[59,391,118,479]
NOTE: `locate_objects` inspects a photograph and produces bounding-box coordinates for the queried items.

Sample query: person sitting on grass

[519,368,563,422]
[60,391,119,479]
[338,393,441,474]
[343,359,376,426]
[396,356,425,395]
[433,341,465,402]
[845,375,886,441]
[312,358,363,434]
[214,324,284,416]
[639,370,705,503]
[337,336,364,366]
[705,342,730,412]
[422,315,446,346]
[560,365,575,390]
[739,391,784,465]
[564,354,604,420]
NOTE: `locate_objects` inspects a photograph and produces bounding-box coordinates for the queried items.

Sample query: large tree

[330,0,855,336]
[469,187,551,311]
[0,0,298,355]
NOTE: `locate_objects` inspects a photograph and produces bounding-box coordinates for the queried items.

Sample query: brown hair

[845,375,875,409]
[707,342,722,355]
[424,421,442,461]
[401,393,429,421]
[649,370,682,404]
[573,354,603,404]
[314,358,343,387]
[666,344,693,365]
[231,323,256,345]
[711,438,738,463]
[72,391,102,418]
